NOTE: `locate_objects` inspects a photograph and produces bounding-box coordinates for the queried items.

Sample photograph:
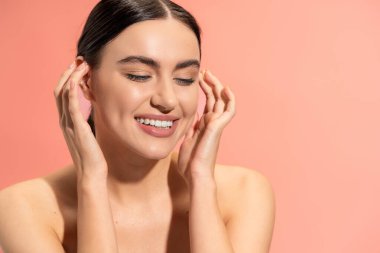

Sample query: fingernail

[69,62,75,69]
[204,69,209,78]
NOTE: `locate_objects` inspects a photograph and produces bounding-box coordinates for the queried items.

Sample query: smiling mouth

[134,117,180,138]
[134,117,178,129]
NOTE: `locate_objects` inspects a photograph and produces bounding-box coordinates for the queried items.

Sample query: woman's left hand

[177,69,236,186]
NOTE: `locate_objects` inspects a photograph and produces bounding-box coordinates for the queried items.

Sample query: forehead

[102,18,200,65]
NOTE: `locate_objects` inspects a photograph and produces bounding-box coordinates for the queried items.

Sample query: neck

[95,128,177,205]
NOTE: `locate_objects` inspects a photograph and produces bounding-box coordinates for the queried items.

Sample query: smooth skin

[0,18,275,253]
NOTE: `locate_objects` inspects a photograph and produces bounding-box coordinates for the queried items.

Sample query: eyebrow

[117,55,200,70]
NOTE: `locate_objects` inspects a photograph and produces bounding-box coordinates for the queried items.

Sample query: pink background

[1,1,380,252]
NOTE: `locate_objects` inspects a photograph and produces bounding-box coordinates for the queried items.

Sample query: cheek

[95,75,146,117]
[177,86,199,116]
[107,88,147,116]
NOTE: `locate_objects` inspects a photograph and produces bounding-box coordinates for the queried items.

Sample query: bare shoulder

[214,164,276,222]
[215,164,276,252]
[215,163,274,196]
[0,176,63,230]
[0,165,76,242]
[0,174,67,252]
[0,177,55,209]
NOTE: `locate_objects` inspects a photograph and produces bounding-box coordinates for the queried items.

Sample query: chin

[131,123,186,160]
[121,136,175,160]
[137,146,174,160]
[111,118,186,160]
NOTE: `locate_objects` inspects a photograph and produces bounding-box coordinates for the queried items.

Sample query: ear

[75,56,95,101]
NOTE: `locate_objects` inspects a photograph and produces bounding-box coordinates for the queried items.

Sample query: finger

[194,111,203,132]
[62,62,89,129]
[63,63,99,160]
[62,80,74,129]
[69,62,89,89]
[54,61,76,96]
[68,77,88,132]
[63,76,97,163]
[216,85,236,125]
[205,70,225,115]
[54,62,76,118]
[203,70,225,116]
[198,70,215,114]
[184,112,197,141]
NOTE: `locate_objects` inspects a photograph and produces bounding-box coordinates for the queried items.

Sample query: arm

[177,70,275,252]
[189,177,235,253]
[188,168,275,253]
[1,59,120,253]
[58,59,119,253]
[77,176,118,253]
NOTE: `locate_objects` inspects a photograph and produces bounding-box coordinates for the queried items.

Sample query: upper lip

[134,114,180,121]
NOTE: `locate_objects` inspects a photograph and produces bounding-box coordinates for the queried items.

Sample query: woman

[0,0,275,252]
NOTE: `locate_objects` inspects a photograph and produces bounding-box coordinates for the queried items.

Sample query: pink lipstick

[134,114,180,138]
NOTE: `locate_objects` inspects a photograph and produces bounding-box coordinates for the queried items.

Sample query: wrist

[189,175,217,191]
[77,172,108,192]
[76,164,108,181]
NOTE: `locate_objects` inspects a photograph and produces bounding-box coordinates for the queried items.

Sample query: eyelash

[125,74,195,85]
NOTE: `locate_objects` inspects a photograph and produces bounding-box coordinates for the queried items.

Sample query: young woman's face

[88,18,200,159]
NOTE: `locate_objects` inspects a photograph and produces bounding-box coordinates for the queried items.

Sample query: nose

[150,77,178,112]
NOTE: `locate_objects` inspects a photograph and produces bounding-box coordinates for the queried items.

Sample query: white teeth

[135,117,174,129]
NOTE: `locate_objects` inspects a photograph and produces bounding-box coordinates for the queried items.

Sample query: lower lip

[135,118,179,138]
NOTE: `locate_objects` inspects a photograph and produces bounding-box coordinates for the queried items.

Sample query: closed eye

[126,74,150,82]
[175,78,195,85]
[125,74,195,86]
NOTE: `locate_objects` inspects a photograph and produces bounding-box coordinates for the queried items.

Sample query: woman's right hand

[54,59,108,182]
